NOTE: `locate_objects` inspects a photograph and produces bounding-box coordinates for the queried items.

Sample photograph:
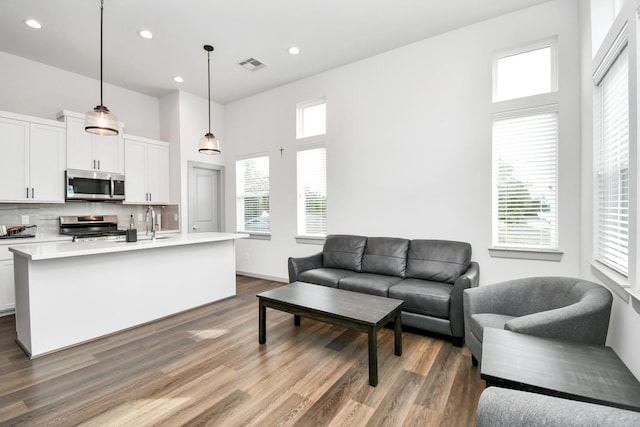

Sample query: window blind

[492,108,558,249]
[236,156,270,233]
[297,147,327,236]
[594,46,629,276]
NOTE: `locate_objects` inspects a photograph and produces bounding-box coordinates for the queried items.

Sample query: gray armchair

[463,276,613,365]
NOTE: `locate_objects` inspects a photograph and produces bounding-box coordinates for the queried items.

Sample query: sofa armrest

[449,261,480,338]
[504,300,612,345]
[287,253,323,283]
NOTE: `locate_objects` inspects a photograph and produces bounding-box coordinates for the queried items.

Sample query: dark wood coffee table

[481,328,640,411]
[257,281,404,386]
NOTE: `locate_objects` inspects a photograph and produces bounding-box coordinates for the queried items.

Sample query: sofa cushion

[389,278,454,319]
[406,240,471,283]
[322,235,368,271]
[361,237,410,277]
[338,273,403,297]
[469,313,515,342]
[298,268,358,288]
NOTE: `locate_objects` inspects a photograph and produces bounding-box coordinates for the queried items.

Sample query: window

[492,108,558,249]
[493,41,557,102]
[594,44,629,276]
[297,146,327,236]
[491,40,560,258]
[297,98,326,139]
[236,155,270,234]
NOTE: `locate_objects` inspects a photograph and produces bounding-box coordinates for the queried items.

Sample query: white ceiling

[0,0,550,105]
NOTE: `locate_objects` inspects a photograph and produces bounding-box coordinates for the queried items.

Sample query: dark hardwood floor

[0,276,485,426]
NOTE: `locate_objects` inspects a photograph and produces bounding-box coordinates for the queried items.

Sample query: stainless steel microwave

[66,169,125,201]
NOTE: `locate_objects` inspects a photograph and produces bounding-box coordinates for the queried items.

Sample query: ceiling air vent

[238,57,266,71]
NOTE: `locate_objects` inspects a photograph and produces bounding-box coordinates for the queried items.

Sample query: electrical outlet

[174,213,178,221]
[21,215,29,225]
[138,214,143,222]
[244,253,250,262]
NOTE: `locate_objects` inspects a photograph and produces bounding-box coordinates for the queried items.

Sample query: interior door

[188,164,222,232]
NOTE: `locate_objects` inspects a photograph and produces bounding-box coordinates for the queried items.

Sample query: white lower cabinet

[0,259,15,314]
[124,135,170,204]
[1,245,15,314]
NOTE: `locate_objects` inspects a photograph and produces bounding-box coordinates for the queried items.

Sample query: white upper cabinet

[61,111,124,174]
[124,135,170,205]
[0,113,65,203]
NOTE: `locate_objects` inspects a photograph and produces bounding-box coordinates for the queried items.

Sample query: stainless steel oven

[66,169,125,201]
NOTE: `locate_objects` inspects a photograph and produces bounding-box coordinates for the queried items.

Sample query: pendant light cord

[207,49,211,134]
[100,0,104,107]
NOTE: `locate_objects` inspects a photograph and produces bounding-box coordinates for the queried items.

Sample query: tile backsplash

[0,202,179,236]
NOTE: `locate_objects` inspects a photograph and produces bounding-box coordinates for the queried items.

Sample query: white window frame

[296,97,326,140]
[492,38,558,103]
[490,39,562,261]
[296,143,327,242]
[491,105,559,253]
[235,153,270,239]
[589,5,639,301]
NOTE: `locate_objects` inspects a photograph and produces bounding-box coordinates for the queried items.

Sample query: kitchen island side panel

[14,239,236,357]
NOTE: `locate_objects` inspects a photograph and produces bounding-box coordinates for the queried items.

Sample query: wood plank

[0,276,484,426]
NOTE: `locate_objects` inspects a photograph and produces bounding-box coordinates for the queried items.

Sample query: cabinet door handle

[93,160,96,169]
[149,193,152,202]
[97,160,100,170]
[31,188,34,199]
[193,226,200,230]
[26,187,29,199]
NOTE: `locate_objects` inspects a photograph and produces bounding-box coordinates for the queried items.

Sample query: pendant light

[198,44,221,154]
[85,0,119,136]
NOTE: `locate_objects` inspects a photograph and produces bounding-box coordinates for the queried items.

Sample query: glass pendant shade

[85,105,119,136]
[199,132,221,154]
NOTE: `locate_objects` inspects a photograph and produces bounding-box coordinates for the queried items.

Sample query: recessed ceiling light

[24,19,42,29]
[173,76,184,83]
[288,46,300,55]
[138,30,153,39]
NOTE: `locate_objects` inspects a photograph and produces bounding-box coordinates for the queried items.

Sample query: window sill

[295,235,326,245]
[590,261,630,302]
[241,232,271,241]
[488,247,563,262]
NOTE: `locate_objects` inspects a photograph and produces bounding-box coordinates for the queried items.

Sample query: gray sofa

[476,387,640,426]
[288,234,479,346]
[463,276,613,365]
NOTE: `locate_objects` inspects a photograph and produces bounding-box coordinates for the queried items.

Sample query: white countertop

[9,232,248,261]
[0,234,71,246]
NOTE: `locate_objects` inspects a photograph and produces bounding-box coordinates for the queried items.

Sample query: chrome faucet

[145,206,156,240]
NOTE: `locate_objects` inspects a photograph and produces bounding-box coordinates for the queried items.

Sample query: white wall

[176,91,225,232]
[579,1,640,379]
[159,91,182,207]
[0,51,160,139]
[224,0,582,284]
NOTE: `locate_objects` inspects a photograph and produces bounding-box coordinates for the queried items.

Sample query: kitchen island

[10,232,247,358]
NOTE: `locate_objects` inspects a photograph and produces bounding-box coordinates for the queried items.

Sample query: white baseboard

[236,271,288,284]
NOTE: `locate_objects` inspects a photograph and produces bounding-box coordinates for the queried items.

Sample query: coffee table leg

[294,315,301,326]
[394,311,402,356]
[259,299,266,344]
[368,327,378,387]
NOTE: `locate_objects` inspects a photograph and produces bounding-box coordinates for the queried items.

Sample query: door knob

[192,226,200,230]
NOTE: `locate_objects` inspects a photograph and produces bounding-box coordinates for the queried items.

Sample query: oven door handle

[110,177,115,198]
